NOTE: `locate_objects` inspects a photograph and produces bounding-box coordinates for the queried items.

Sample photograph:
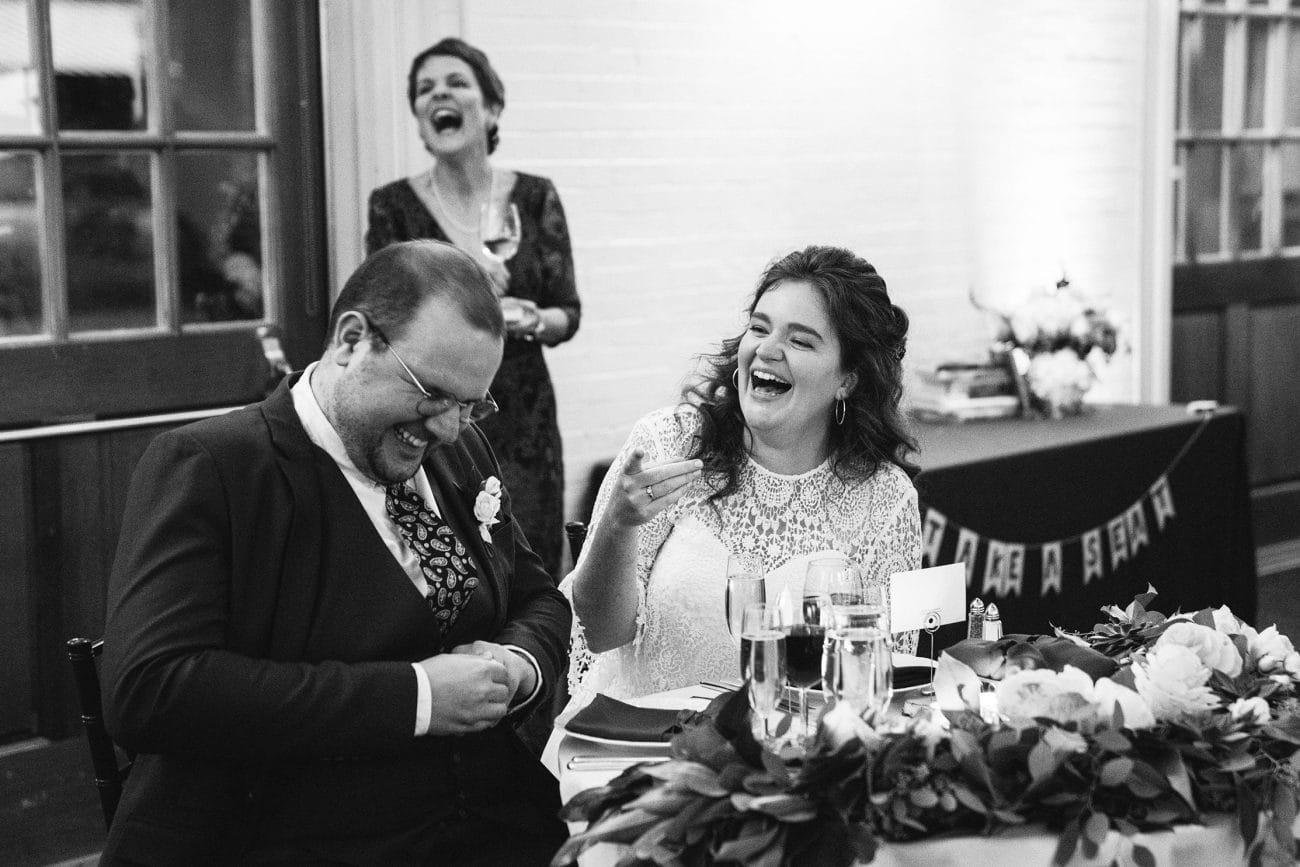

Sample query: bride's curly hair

[682,245,918,501]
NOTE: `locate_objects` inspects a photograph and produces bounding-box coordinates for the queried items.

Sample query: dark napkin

[565,694,685,743]
[893,665,934,690]
[946,635,1119,681]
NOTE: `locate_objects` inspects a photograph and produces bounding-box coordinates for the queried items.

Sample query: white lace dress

[560,405,921,714]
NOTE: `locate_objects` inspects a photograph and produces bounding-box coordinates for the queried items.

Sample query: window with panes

[0,0,325,426]
[1176,0,1300,262]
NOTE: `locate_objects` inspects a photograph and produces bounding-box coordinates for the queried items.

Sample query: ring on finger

[644,484,655,500]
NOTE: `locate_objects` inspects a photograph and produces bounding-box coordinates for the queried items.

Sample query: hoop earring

[732,369,740,389]
[834,398,846,426]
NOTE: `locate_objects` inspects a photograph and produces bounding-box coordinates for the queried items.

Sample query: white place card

[889,562,967,632]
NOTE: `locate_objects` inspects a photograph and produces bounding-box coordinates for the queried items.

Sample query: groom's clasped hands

[418,639,537,735]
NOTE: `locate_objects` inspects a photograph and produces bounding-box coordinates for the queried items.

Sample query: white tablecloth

[545,679,1276,866]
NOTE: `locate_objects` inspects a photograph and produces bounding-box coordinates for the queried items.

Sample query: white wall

[321,0,1172,520]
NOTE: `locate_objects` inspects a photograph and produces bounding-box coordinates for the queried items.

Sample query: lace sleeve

[559,406,700,701]
[851,465,922,654]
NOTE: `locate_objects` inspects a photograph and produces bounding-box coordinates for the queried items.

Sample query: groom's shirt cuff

[502,644,543,713]
[413,663,432,736]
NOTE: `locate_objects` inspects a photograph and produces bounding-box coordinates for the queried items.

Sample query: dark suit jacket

[99,373,571,865]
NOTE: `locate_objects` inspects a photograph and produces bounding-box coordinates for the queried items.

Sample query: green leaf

[745,793,819,822]
[1091,729,1132,753]
[1029,740,1061,781]
[1132,843,1157,867]
[712,821,780,862]
[1084,811,1110,848]
[643,761,729,797]
[1053,816,1082,866]
[1099,756,1134,787]
[1273,786,1298,849]
[949,781,990,815]
[1238,781,1259,847]
[625,787,700,815]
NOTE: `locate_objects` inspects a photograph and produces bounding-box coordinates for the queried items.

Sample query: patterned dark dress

[366,172,580,581]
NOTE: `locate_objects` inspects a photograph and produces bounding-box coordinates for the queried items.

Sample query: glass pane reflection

[0,0,41,133]
[1244,20,1268,130]
[1185,17,1226,133]
[62,152,155,331]
[176,151,261,323]
[1186,144,1222,258]
[0,151,43,335]
[1283,144,1300,247]
[1230,145,1264,252]
[168,0,255,131]
[52,0,148,131]
[1287,24,1300,128]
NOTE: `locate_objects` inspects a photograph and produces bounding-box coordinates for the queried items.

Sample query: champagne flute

[725,554,765,647]
[480,200,521,261]
[740,602,786,744]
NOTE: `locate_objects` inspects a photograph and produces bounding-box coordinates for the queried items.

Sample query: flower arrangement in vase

[978,277,1121,419]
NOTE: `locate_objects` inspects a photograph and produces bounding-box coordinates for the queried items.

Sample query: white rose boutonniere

[474,476,503,544]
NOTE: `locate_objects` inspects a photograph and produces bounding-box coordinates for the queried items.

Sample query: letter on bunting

[955,529,980,587]
[1082,529,1104,585]
[1149,476,1176,530]
[1005,544,1025,597]
[1107,517,1129,570]
[982,541,1008,597]
[1040,542,1063,596]
[922,509,947,566]
[1125,502,1150,554]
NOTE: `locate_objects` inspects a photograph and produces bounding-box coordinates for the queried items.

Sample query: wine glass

[779,569,834,743]
[725,554,766,649]
[740,602,786,744]
[480,201,521,261]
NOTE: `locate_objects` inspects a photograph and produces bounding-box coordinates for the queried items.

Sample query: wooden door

[1171,0,1300,548]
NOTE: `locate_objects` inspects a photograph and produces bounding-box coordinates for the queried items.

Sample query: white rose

[1211,605,1245,635]
[995,665,1097,730]
[1042,726,1088,755]
[1228,696,1270,726]
[1133,644,1218,722]
[473,490,500,526]
[1092,677,1156,730]
[482,476,502,497]
[1156,622,1243,677]
[1248,626,1300,679]
[820,702,882,751]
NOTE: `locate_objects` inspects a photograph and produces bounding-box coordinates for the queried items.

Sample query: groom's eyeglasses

[366,318,498,424]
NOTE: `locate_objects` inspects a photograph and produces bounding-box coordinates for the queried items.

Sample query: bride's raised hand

[609,448,702,527]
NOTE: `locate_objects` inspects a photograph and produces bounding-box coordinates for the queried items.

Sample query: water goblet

[740,602,786,743]
[831,625,893,719]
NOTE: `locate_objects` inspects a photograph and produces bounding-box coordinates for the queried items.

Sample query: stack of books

[910,363,1022,422]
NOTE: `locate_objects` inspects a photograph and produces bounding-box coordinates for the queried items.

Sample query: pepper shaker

[982,602,1002,640]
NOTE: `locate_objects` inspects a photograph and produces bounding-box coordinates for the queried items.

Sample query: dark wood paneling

[1253,482,1300,548]
[1170,310,1221,403]
[1250,304,1300,484]
[6,422,187,739]
[1174,258,1300,310]
[0,444,34,738]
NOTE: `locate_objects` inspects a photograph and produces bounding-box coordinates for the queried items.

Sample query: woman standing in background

[367,37,580,579]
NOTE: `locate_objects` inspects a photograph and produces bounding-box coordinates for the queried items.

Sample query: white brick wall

[322,0,1168,521]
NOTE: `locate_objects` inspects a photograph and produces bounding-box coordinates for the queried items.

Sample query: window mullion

[32,0,67,340]
[149,0,179,332]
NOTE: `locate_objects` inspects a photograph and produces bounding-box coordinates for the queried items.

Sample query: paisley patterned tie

[385,482,480,635]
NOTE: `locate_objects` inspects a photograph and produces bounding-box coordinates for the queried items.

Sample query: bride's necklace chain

[426,171,485,235]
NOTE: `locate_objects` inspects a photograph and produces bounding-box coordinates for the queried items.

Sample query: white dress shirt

[291,363,541,734]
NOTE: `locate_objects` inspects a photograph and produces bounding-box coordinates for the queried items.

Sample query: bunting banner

[919,415,1209,600]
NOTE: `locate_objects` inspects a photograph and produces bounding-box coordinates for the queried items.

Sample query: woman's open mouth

[432,108,463,134]
[750,370,791,397]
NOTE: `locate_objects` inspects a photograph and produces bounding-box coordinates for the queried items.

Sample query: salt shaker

[982,602,1002,640]
[967,598,985,640]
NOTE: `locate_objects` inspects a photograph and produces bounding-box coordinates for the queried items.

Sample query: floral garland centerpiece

[977,277,1121,419]
[553,589,1300,867]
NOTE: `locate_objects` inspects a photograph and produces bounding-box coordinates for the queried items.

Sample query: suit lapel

[259,373,328,661]
[426,447,503,632]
